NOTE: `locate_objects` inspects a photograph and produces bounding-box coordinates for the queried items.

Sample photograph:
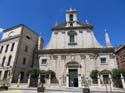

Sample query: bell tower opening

[66,8,77,22]
[69,14,74,22]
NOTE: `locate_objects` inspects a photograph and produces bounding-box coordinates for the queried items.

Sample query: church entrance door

[69,69,78,87]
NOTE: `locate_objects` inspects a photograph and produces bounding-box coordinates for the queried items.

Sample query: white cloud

[0,28,4,33]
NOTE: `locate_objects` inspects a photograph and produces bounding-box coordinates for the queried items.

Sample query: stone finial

[55,22,58,27]
[105,29,112,47]
[85,19,89,24]
[38,33,42,50]
[69,7,73,11]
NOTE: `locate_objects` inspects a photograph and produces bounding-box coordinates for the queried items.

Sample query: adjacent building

[0,24,43,83]
[115,43,125,68]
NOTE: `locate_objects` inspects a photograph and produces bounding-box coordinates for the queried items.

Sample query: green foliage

[119,68,125,76]
[26,68,56,79]
[90,70,99,79]
[46,70,55,78]
[0,79,10,86]
[40,70,46,75]
[111,68,121,79]
[26,67,40,77]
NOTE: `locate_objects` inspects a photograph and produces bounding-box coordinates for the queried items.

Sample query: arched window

[69,14,73,22]
[2,56,6,66]
[7,55,12,66]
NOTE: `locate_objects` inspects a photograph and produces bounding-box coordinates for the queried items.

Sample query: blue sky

[0,0,125,47]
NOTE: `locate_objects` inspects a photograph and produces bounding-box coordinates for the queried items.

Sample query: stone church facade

[38,8,117,87]
[0,8,117,88]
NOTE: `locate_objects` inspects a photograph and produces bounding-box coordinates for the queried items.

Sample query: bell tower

[66,8,77,22]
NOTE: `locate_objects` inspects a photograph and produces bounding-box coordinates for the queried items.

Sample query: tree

[46,70,55,78]
[119,68,125,76]
[26,67,40,78]
[90,70,99,84]
[111,69,121,79]
[90,70,99,79]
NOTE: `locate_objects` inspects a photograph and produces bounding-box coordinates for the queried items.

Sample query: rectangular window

[5,44,9,53]
[25,46,28,52]
[122,54,125,58]
[23,58,26,65]
[41,59,47,64]
[0,46,3,53]
[70,35,75,43]
[2,56,6,66]
[100,58,107,64]
[0,71,1,78]
[4,71,8,79]
[11,43,15,51]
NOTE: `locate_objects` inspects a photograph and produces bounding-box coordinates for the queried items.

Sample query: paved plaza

[0,89,125,93]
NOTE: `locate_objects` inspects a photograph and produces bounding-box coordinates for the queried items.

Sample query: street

[0,89,125,93]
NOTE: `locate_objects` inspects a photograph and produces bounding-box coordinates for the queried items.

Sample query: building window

[122,54,125,58]
[0,46,3,53]
[5,44,9,53]
[26,35,31,40]
[100,58,107,64]
[25,46,28,52]
[0,71,1,78]
[4,71,8,79]
[20,72,24,82]
[69,14,73,22]
[70,23,73,27]
[11,43,15,51]
[7,55,12,66]
[2,56,6,66]
[70,35,75,43]
[68,31,77,44]
[41,59,47,64]
[23,58,26,65]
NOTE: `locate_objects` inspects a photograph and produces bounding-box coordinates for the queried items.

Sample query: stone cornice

[52,26,93,31]
[0,35,20,43]
[37,48,114,54]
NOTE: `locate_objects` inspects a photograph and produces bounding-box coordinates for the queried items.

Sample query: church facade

[38,8,117,87]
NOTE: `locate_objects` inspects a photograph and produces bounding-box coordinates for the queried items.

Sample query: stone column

[17,74,21,87]
[121,74,125,90]
[66,67,69,87]
[9,69,13,85]
[66,74,69,87]
[9,75,13,85]
[27,74,31,87]
[78,74,82,88]
[78,67,81,88]
[48,74,51,87]
[37,74,41,86]
[100,74,104,84]
[97,74,101,86]
[59,76,62,87]
[1,70,5,80]
[109,74,113,90]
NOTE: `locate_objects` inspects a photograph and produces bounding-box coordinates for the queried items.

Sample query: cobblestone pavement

[0,90,125,93]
